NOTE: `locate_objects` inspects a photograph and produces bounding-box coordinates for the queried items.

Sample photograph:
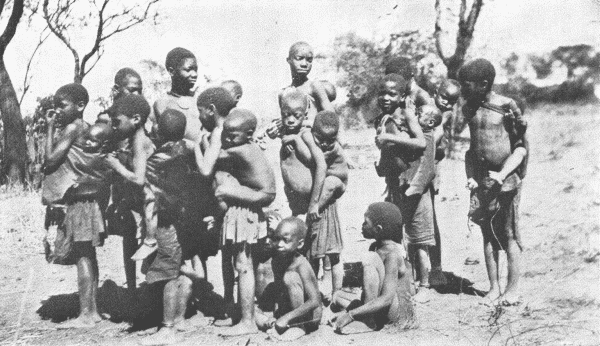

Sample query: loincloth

[221,205,267,246]
[65,200,106,247]
[143,217,182,284]
[305,201,343,259]
[388,185,435,246]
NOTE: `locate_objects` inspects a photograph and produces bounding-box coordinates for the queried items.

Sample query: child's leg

[123,233,138,293]
[502,238,521,304]
[140,280,183,346]
[222,244,235,308]
[220,243,258,336]
[273,271,319,341]
[174,275,193,324]
[429,191,444,283]
[483,237,501,301]
[328,254,343,297]
[317,176,346,211]
[413,246,433,303]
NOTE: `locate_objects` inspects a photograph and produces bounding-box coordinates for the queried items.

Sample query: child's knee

[361,252,381,267]
[324,176,345,193]
[328,253,341,266]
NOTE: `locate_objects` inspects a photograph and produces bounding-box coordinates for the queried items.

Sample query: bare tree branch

[434,0,449,63]
[19,27,50,103]
[0,0,7,19]
[43,0,81,80]
[79,0,108,80]
[0,0,25,53]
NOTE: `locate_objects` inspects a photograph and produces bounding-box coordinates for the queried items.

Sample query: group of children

[41,41,527,343]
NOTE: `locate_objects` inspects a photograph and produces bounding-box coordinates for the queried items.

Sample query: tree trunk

[0,57,28,185]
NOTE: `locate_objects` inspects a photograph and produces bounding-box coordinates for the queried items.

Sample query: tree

[0,0,28,184]
[41,0,161,83]
[434,0,484,79]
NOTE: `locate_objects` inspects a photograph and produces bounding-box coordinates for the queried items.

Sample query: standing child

[458,59,527,305]
[332,202,415,334]
[256,217,322,341]
[384,57,434,108]
[151,47,202,143]
[42,84,111,328]
[104,95,155,263]
[97,68,143,124]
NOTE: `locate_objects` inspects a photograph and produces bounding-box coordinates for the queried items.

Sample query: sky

[4,0,600,122]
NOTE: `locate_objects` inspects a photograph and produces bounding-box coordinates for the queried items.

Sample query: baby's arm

[336,251,400,330]
[105,128,148,186]
[376,108,426,151]
[44,119,80,169]
[274,263,321,333]
[312,81,334,112]
[301,131,327,221]
[194,128,222,178]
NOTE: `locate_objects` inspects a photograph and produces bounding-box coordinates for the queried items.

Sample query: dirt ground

[0,104,598,345]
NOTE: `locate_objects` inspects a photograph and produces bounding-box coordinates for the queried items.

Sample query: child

[429,79,461,286]
[151,47,202,143]
[104,95,156,265]
[221,80,243,106]
[138,109,199,345]
[97,68,143,124]
[458,58,527,306]
[42,83,111,328]
[195,89,276,336]
[256,217,322,341]
[332,202,415,333]
[384,57,434,108]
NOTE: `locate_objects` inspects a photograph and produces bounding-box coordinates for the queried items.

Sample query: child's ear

[132,113,141,126]
[167,66,175,78]
[76,101,86,112]
[480,80,489,91]
[235,94,242,102]
[297,238,305,250]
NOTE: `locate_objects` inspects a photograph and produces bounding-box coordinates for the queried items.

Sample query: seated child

[151,47,202,143]
[459,58,527,305]
[331,202,415,334]
[221,79,243,106]
[256,217,322,341]
[104,95,156,263]
[42,83,111,329]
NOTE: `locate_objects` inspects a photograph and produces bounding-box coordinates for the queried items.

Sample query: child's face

[114,75,142,100]
[280,100,307,133]
[110,113,137,139]
[171,57,198,91]
[434,87,460,112]
[53,95,83,126]
[83,126,110,153]
[271,223,303,255]
[416,108,437,130]
[312,127,337,152]
[287,46,313,77]
[361,213,378,239]
[460,79,488,103]
[378,81,405,114]
[221,120,250,149]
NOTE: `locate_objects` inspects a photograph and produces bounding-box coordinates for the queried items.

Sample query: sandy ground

[0,104,598,345]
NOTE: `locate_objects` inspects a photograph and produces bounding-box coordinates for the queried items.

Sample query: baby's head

[196,87,237,131]
[271,217,307,255]
[362,202,403,241]
[221,80,243,105]
[112,67,142,101]
[53,83,89,126]
[221,108,257,149]
[108,94,151,140]
[458,58,495,103]
[385,57,416,81]
[434,79,461,112]
[279,88,308,134]
[320,80,337,102]
[83,122,113,154]
[157,108,187,143]
[416,105,442,131]
[166,47,198,93]
[287,41,314,78]
[377,74,409,114]
[312,110,339,152]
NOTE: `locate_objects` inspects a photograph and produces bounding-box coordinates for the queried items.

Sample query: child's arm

[44,113,80,169]
[274,264,321,333]
[282,134,312,166]
[312,81,334,112]
[105,128,148,186]
[215,182,275,207]
[488,147,526,185]
[376,109,426,151]
[194,127,222,178]
[465,149,478,190]
[335,252,400,330]
[143,184,158,245]
[301,131,327,221]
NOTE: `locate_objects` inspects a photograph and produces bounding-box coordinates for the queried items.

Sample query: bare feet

[413,286,433,304]
[500,292,522,306]
[268,327,306,341]
[57,315,100,329]
[336,320,376,335]
[483,286,501,304]
[139,326,183,346]
[131,240,157,261]
[218,321,259,337]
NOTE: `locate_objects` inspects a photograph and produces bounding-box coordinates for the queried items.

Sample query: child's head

[434,79,461,112]
[286,41,313,78]
[221,108,257,149]
[108,94,151,140]
[363,202,403,241]
[112,68,142,101]
[320,80,337,102]
[53,83,89,126]
[458,58,495,103]
[416,105,442,131]
[384,57,415,81]
[377,74,409,114]
[166,47,198,93]
[271,217,307,255]
[312,110,339,152]
[157,109,186,142]
[279,88,308,134]
[220,80,243,105]
[83,122,113,153]
[196,87,237,131]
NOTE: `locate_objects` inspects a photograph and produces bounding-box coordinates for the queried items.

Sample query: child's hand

[375,133,392,147]
[266,119,282,139]
[45,109,57,124]
[281,135,296,154]
[466,178,478,190]
[104,152,121,169]
[307,204,321,222]
[334,311,354,331]
[405,186,418,196]
[274,317,289,334]
[488,171,505,185]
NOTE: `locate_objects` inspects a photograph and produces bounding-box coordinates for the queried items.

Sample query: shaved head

[288,41,313,58]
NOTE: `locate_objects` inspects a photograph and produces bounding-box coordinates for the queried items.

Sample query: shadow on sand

[431,271,486,297]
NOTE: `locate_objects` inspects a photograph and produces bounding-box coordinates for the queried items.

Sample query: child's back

[218,142,276,195]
